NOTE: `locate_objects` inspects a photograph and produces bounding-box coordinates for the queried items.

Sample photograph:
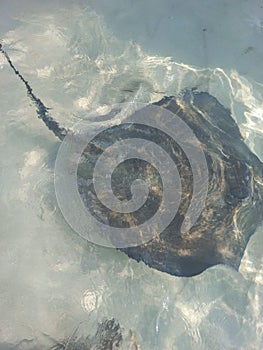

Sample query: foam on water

[0,1,262,349]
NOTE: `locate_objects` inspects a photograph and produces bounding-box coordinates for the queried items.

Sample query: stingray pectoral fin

[191,91,242,140]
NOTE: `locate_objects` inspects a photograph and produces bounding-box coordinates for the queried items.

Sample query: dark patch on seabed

[0,319,125,350]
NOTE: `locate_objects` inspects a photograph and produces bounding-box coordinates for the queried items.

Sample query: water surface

[0,1,262,349]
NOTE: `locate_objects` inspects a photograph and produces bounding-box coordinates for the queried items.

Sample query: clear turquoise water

[0,1,262,349]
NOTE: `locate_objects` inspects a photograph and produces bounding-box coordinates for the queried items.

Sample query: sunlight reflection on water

[0,2,262,349]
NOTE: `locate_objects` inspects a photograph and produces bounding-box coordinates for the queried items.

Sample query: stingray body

[1,45,263,278]
[79,91,263,277]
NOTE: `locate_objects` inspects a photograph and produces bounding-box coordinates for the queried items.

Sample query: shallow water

[0,1,263,349]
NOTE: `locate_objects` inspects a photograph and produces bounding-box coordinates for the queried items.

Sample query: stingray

[1,44,262,279]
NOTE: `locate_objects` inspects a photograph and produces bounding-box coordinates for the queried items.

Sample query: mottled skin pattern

[80,91,263,277]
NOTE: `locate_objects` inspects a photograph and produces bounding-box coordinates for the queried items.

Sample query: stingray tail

[0,44,67,140]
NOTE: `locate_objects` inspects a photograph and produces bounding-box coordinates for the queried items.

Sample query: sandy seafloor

[0,0,263,349]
